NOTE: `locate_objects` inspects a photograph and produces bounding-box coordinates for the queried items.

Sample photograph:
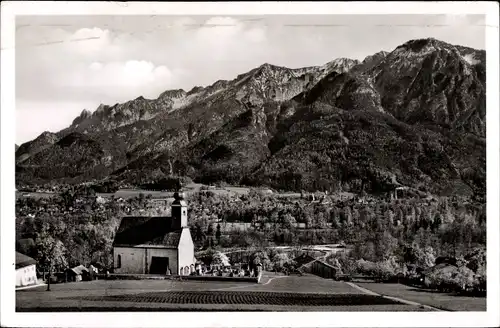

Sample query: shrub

[355,259,378,276]
[425,265,475,292]
[374,257,401,280]
[355,257,401,281]
[271,252,295,272]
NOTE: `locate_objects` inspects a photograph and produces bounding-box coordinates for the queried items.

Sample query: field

[17,274,436,312]
[354,282,486,311]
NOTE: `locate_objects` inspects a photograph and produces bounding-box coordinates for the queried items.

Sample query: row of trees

[186,190,485,256]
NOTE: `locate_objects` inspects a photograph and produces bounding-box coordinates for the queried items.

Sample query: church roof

[172,192,187,206]
[15,252,36,269]
[113,216,182,248]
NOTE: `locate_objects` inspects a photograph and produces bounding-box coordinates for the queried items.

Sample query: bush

[374,257,400,280]
[355,257,401,281]
[271,252,295,272]
[425,265,476,293]
[355,259,378,276]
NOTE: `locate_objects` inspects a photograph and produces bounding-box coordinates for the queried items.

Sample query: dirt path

[346,282,445,311]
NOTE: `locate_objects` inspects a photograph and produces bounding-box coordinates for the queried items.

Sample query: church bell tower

[171,192,188,229]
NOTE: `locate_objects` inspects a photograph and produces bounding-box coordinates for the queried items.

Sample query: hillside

[16,38,486,198]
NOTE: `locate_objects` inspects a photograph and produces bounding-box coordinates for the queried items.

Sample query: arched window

[180,267,184,276]
[117,255,121,268]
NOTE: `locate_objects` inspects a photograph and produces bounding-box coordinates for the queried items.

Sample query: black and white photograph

[1,1,499,327]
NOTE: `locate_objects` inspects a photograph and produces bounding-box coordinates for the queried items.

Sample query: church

[112,192,195,275]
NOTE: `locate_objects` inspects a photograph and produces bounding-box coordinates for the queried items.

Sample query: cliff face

[366,38,485,137]
[16,38,486,198]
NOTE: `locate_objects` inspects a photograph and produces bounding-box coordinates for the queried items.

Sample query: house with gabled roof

[16,252,38,287]
[112,192,195,275]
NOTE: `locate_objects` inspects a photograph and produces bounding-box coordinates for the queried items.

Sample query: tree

[384,209,395,226]
[73,223,111,265]
[215,223,222,243]
[341,206,353,225]
[374,230,398,261]
[303,206,314,229]
[194,222,205,242]
[351,208,360,227]
[281,213,296,231]
[211,251,230,267]
[394,206,404,227]
[401,243,436,269]
[316,212,328,229]
[271,252,295,272]
[207,223,214,236]
[34,222,68,275]
[431,213,442,231]
[251,251,271,271]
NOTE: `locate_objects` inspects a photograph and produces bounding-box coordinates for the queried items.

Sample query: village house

[112,192,195,275]
[65,265,91,282]
[15,252,38,287]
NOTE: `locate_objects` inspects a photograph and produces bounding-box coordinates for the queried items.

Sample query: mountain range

[16,38,486,198]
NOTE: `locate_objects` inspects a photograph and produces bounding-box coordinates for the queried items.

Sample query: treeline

[186,190,486,293]
[187,190,486,256]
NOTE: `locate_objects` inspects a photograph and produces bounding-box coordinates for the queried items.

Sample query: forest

[15,185,486,292]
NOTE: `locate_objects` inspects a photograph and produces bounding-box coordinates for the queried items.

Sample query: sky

[15,14,486,145]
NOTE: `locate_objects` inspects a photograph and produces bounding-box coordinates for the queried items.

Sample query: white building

[16,252,37,287]
[112,193,195,275]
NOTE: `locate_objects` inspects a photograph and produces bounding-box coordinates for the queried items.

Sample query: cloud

[84,60,173,88]
[245,27,267,43]
[171,17,197,28]
[55,60,180,103]
[68,27,112,56]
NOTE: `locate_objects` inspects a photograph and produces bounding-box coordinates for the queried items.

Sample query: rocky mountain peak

[71,109,93,126]
[397,37,452,53]
[38,131,58,140]
[365,38,485,137]
[325,57,360,70]
[96,103,109,113]
[187,86,204,95]
[16,130,60,163]
[299,71,384,113]
[252,62,290,77]
[158,89,187,99]
[361,51,389,64]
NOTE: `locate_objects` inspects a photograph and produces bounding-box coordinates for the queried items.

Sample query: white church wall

[177,228,195,275]
[114,247,146,274]
[114,246,179,274]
